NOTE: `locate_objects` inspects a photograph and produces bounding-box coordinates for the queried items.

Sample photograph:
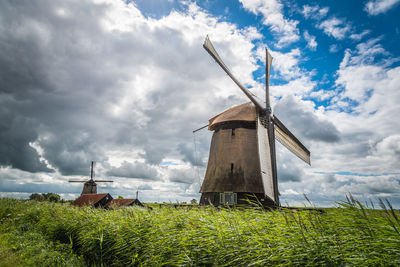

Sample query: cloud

[0,0,259,181]
[274,95,341,143]
[301,5,329,20]
[336,38,391,103]
[303,30,317,50]
[317,17,351,40]
[256,47,302,80]
[107,161,160,180]
[277,160,304,182]
[329,44,339,53]
[271,76,316,97]
[138,184,153,190]
[167,167,197,184]
[239,0,299,47]
[349,30,371,41]
[364,0,400,15]
[177,142,205,167]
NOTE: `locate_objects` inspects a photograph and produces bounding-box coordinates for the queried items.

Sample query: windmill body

[69,161,113,195]
[200,36,310,207]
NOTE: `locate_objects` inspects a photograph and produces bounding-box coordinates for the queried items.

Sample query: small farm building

[106,198,143,208]
[71,193,113,208]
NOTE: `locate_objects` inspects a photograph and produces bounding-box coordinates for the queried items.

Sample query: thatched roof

[208,102,256,131]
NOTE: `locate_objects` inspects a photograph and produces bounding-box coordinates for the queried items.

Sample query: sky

[0,0,399,207]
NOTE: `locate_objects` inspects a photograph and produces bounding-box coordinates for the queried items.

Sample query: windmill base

[200,192,276,207]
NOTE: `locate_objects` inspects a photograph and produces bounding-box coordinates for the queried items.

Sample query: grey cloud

[0,0,197,174]
[0,110,52,173]
[107,161,159,180]
[324,173,336,183]
[168,168,197,184]
[138,184,153,190]
[177,142,206,167]
[277,162,304,182]
[274,95,340,143]
[0,179,77,194]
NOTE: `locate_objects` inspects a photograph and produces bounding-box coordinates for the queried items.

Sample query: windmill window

[230,163,234,172]
[232,128,235,136]
[220,192,237,205]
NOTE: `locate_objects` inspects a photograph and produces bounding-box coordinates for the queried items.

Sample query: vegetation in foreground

[0,197,399,266]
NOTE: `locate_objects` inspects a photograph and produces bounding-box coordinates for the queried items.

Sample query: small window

[220,192,237,205]
[232,128,235,136]
[230,163,234,172]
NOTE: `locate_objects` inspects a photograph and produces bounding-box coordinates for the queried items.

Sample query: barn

[71,193,113,208]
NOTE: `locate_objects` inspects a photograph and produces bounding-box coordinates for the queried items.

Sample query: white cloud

[349,30,371,41]
[329,44,339,53]
[365,0,400,15]
[271,76,316,98]
[303,30,317,50]
[336,38,391,103]
[239,0,299,47]
[301,5,329,20]
[318,17,351,40]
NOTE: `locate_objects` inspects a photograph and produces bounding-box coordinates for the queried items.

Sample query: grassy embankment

[0,197,399,266]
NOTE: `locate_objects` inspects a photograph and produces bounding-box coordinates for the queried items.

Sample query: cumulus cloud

[303,30,317,50]
[274,95,341,143]
[329,44,339,53]
[301,5,329,20]
[317,17,351,40]
[349,30,370,41]
[107,161,160,180]
[239,0,299,47]
[167,167,198,184]
[364,0,400,15]
[336,38,391,103]
[0,0,262,201]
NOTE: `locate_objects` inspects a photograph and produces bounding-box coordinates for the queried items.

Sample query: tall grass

[0,197,399,266]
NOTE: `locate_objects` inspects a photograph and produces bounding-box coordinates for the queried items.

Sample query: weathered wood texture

[200,192,275,206]
[82,180,97,194]
[200,127,264,193]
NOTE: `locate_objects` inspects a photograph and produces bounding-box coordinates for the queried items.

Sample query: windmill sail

[265,49,273,108]
[203,36,265,110]
[272,116,311,165]
[257,117,275,202]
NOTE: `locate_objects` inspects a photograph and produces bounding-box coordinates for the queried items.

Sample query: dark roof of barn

[107,199,142,207]
[71,193,112,207]
[208,102,256,131]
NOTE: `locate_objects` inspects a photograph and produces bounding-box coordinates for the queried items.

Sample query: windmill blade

[68,180,86,183]
[272,115,311,165]
[256,116,276,203]
[265,48,273,109]
[93,180,113,182]
[203,35,265,110]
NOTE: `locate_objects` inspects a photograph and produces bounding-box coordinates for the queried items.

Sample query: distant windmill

[199,36,310,207]
[69,161,113,195]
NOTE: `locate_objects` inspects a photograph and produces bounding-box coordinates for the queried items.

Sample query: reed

[0,197,399,266]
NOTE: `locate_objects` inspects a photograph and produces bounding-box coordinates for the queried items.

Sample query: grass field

[0,197,399,266]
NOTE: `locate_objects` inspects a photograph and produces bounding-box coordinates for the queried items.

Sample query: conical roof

[208,102,256,131]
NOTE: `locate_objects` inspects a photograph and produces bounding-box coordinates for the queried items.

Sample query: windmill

[199,36,310,207]
[69,161,113,195]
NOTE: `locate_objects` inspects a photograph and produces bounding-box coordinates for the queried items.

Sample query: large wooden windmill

[199,36,310,207]
[69,161,113,195]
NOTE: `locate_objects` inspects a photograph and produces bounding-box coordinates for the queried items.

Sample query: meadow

[0,197,399,266]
